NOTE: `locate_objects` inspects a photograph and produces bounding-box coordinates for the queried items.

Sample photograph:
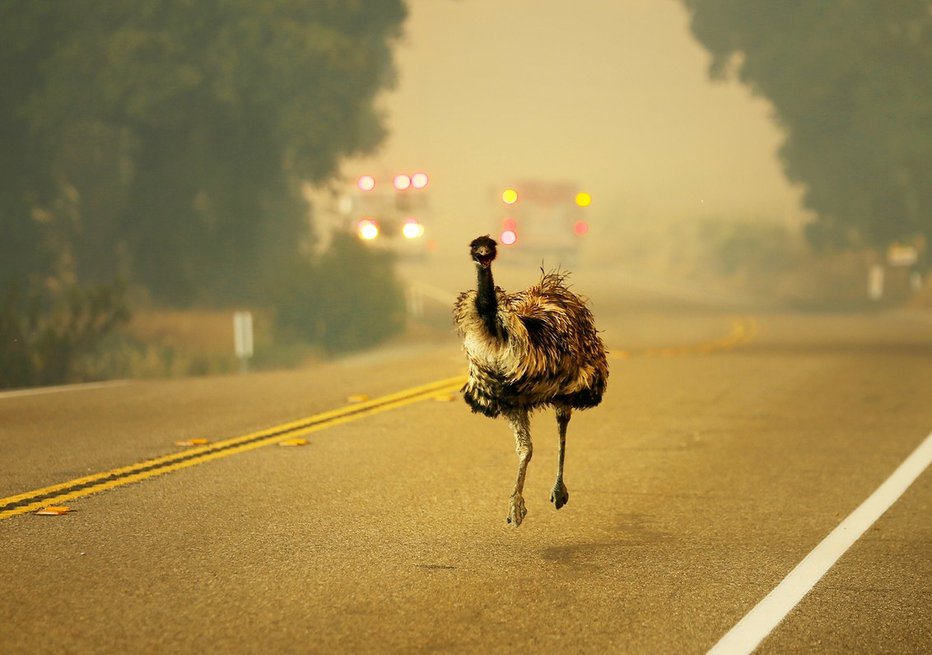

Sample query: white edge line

[708,430,932,655]
[0,379,131,400]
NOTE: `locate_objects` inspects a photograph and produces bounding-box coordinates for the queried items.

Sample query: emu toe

[550,481,569,510]
[507,494,527,527]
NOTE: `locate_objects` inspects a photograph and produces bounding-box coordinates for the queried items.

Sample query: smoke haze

[342,0,810,255]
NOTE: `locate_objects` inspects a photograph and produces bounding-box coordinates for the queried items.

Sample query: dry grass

[128,309,236,356]
[906,278,932,308]
[116,308,321,378]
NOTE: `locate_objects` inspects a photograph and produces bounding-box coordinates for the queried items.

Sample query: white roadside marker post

[233,310,254,374]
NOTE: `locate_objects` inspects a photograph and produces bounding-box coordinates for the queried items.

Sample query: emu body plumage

[453,235,608,526]
[454,270,607,416]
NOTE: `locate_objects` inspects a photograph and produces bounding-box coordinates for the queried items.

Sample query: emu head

[469,235,497,269]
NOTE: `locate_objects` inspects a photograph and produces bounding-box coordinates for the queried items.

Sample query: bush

[0,278,130,388]
[700,220,799,278]
[274,231,406,353]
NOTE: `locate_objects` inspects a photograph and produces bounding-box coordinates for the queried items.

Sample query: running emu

[453,235,608,526]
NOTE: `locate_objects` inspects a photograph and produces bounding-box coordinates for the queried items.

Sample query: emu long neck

[475,264,500,338]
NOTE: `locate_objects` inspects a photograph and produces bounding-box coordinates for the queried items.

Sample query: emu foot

[550,480,569,510]
[506,494,527,527]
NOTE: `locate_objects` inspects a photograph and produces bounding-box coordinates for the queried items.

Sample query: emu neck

[475,264,500,338]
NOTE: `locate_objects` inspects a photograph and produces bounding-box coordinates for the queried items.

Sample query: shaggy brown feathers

[453,269,608,417]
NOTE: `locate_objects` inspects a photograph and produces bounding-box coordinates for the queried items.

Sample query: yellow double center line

[609,316,759,359]
[2,316,759,521]
[0,375,465,521]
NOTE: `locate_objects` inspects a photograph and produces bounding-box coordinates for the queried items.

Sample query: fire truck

[495,180,591,264]
[338,171,433,257]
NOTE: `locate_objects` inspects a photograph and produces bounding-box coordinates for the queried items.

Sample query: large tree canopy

[681,1,931,255]
[1,1,407,301]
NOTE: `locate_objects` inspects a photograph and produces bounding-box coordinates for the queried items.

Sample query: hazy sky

[342,0,811,249]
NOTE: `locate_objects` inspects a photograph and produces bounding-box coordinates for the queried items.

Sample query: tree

[0,1,408,300]
[681,1,931,257]
[0,4,63,287]
[274,230,406,353]
[0,279,130,388]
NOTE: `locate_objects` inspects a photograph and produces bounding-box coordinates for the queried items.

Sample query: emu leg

[505,409,532,526]
[550,405,571,510]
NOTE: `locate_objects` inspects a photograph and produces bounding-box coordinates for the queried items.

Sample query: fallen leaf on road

[278,438,309,447]
[36,506,72,516]
[175,438,210,447]
[433,393,456,402]
[346,394,369,403]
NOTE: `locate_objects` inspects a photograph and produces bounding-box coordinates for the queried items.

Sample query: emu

[453,235,608,526]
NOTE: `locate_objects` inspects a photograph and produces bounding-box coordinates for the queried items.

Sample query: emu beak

[474,249,493,268]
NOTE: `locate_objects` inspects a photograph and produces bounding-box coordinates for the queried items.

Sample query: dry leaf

[278,438,309,447]
[346,394,369,403]
[175,438,210,447]
[36,506,72,516]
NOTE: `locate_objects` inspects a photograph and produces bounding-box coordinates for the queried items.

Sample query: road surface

[1,266,930,654]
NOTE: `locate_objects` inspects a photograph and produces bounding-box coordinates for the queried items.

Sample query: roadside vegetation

[693,219,922,309]
[678,1,929,307]
[599,216,925,311]
[681,1,930,256]
[0,2,409,389]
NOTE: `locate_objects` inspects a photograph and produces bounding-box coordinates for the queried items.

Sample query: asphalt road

[1,267,930,654]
